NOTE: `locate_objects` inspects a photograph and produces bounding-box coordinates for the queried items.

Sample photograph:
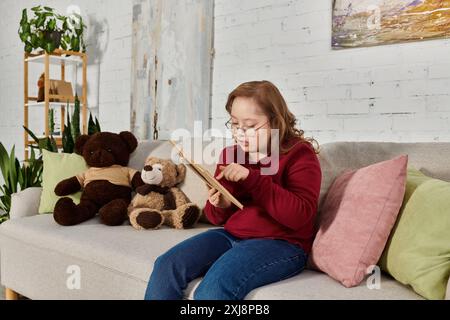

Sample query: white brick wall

[212,0,450,144]
[0,0,133,159]
[2,0,450,162]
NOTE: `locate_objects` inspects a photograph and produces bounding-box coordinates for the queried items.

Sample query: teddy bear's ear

[175,163,186,184]
[75,135,90,155]
[119,131,138,153]
[145,156,156,164]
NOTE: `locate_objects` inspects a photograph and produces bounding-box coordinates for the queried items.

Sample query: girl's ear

[145,156,156,164]
[75,135,90,155]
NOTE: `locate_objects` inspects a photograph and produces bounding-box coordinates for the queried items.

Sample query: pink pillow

[309,155,408,287]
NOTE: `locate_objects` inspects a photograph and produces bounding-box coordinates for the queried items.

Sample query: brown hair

[225,80,320,154]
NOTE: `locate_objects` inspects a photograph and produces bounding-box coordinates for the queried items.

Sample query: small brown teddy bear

[53,131,144,226]
[128,156,201,230]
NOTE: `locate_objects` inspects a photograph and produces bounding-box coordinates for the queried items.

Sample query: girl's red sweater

[203,140,322,254]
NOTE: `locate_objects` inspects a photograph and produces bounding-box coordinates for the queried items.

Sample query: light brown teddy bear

[128,156,201,230]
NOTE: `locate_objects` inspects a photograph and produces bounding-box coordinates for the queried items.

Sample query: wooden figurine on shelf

[37,72,45,102]
[37,72,74,103]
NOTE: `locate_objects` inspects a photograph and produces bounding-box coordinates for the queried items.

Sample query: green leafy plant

[88,112,101,135]
[71,95,81,142]
[62,106,75,153]
[24,125,58,152]
[0,143,43,222]
[48,108,55,134]
[18,5,86,53]
[24,103,101,154]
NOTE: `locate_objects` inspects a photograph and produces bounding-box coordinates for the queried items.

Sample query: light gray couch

[1,139,449,300]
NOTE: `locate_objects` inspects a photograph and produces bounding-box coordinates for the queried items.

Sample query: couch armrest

[446,276,450,300]
[9,187,42,220]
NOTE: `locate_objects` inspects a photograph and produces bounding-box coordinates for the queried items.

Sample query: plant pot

[44,30,62,49]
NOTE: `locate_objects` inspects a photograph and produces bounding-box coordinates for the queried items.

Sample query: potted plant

[18,5,86,53]
[0,145,43,223]
[23,104,101,155]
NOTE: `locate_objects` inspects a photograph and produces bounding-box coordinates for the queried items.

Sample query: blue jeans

[144,228,307,300]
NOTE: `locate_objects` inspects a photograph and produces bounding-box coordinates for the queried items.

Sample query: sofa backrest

[129,139,450,215]
[317,141,450,212]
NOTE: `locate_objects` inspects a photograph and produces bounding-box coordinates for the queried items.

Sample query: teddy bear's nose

[144,165,153,172]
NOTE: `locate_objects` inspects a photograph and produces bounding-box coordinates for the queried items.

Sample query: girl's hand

[216,163,250,182]
[208,187,232,209]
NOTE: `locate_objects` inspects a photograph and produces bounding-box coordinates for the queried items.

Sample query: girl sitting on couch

[145,80,322,300]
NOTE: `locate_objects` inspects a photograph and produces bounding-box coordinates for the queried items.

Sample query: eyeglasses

[225,119,270,138]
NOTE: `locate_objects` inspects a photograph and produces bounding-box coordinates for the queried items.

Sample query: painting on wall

[131,0,214,140]
[332,0,450,49]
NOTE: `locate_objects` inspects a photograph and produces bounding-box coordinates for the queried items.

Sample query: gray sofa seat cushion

[185,270,423,300]
[0,214,213,284]
[1,214,423,300]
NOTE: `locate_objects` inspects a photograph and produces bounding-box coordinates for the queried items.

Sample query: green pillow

[39,150,88,214]
[379,167,450,299]
[379,167,428,270]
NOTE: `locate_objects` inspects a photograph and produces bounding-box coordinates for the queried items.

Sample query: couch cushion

[0,214,213,299]
[0,214,422,300]
[9,187,42,220]
[184,270,422,300]
[379,170,450,300]
[0,214,212,283]
[309,155,408,287]
[39,150,88,213]
[317,141,450,212]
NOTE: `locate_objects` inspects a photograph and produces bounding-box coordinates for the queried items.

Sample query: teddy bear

[53,131,145,226]
[128,156,201,230]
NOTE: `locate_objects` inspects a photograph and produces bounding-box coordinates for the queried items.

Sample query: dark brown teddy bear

[128,156,201,230]
[53,131,144,226]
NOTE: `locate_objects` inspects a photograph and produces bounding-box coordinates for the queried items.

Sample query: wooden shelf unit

[23,49,88,159]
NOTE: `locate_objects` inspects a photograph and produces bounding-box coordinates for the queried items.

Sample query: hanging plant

[18,5,86,53]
